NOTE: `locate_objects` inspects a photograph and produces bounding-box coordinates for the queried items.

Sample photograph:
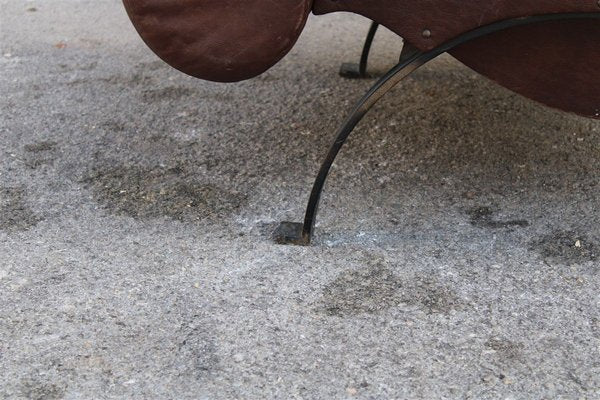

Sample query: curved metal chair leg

[340,22,379,79]
[275,12,600,245]
[275,50,437,245]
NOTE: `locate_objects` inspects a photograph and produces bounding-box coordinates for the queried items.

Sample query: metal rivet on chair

[422,29,432,38]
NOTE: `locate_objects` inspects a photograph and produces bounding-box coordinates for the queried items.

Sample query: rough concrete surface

[1,1,600,399]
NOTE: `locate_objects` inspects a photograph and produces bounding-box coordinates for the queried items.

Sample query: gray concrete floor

[2,1,600,399]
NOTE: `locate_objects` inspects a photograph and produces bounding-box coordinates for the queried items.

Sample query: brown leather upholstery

[123,0,600,118]
[313,0,600,51]
[450,19,600,119]
[311,0,600,119]
[123,0,312,82]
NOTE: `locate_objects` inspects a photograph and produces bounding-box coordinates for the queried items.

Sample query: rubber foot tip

[273,222,311,246]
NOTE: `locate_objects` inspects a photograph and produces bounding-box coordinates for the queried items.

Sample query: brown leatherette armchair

[123,1,600,244]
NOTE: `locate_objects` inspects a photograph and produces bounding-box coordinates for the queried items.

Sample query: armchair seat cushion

[122,0,312,82]
[123,0,600,118]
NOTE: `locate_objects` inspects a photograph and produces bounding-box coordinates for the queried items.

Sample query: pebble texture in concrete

[1,1,600,398]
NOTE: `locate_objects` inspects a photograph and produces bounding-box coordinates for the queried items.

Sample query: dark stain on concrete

[317,264,461,316]
[468,206,529,229]
[20,380,65,400]
[529,230,599,265]
[100,120,128,133]
[485,337,524,360]
[23,141,58,169]
[0,187,42,232]
[82,165,246,221]
[406,278,462,314]
[24,141,58,153]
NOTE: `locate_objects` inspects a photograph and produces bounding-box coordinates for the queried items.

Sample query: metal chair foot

[273,221,311,245]
[339,62,373,79]
[339,22,379,79]
[275,13,600,245]
[275,51,433,245]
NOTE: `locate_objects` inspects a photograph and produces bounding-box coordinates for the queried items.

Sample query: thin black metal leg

[339,22,379,79]
[274,12,600,245]
[275,50,436,245]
